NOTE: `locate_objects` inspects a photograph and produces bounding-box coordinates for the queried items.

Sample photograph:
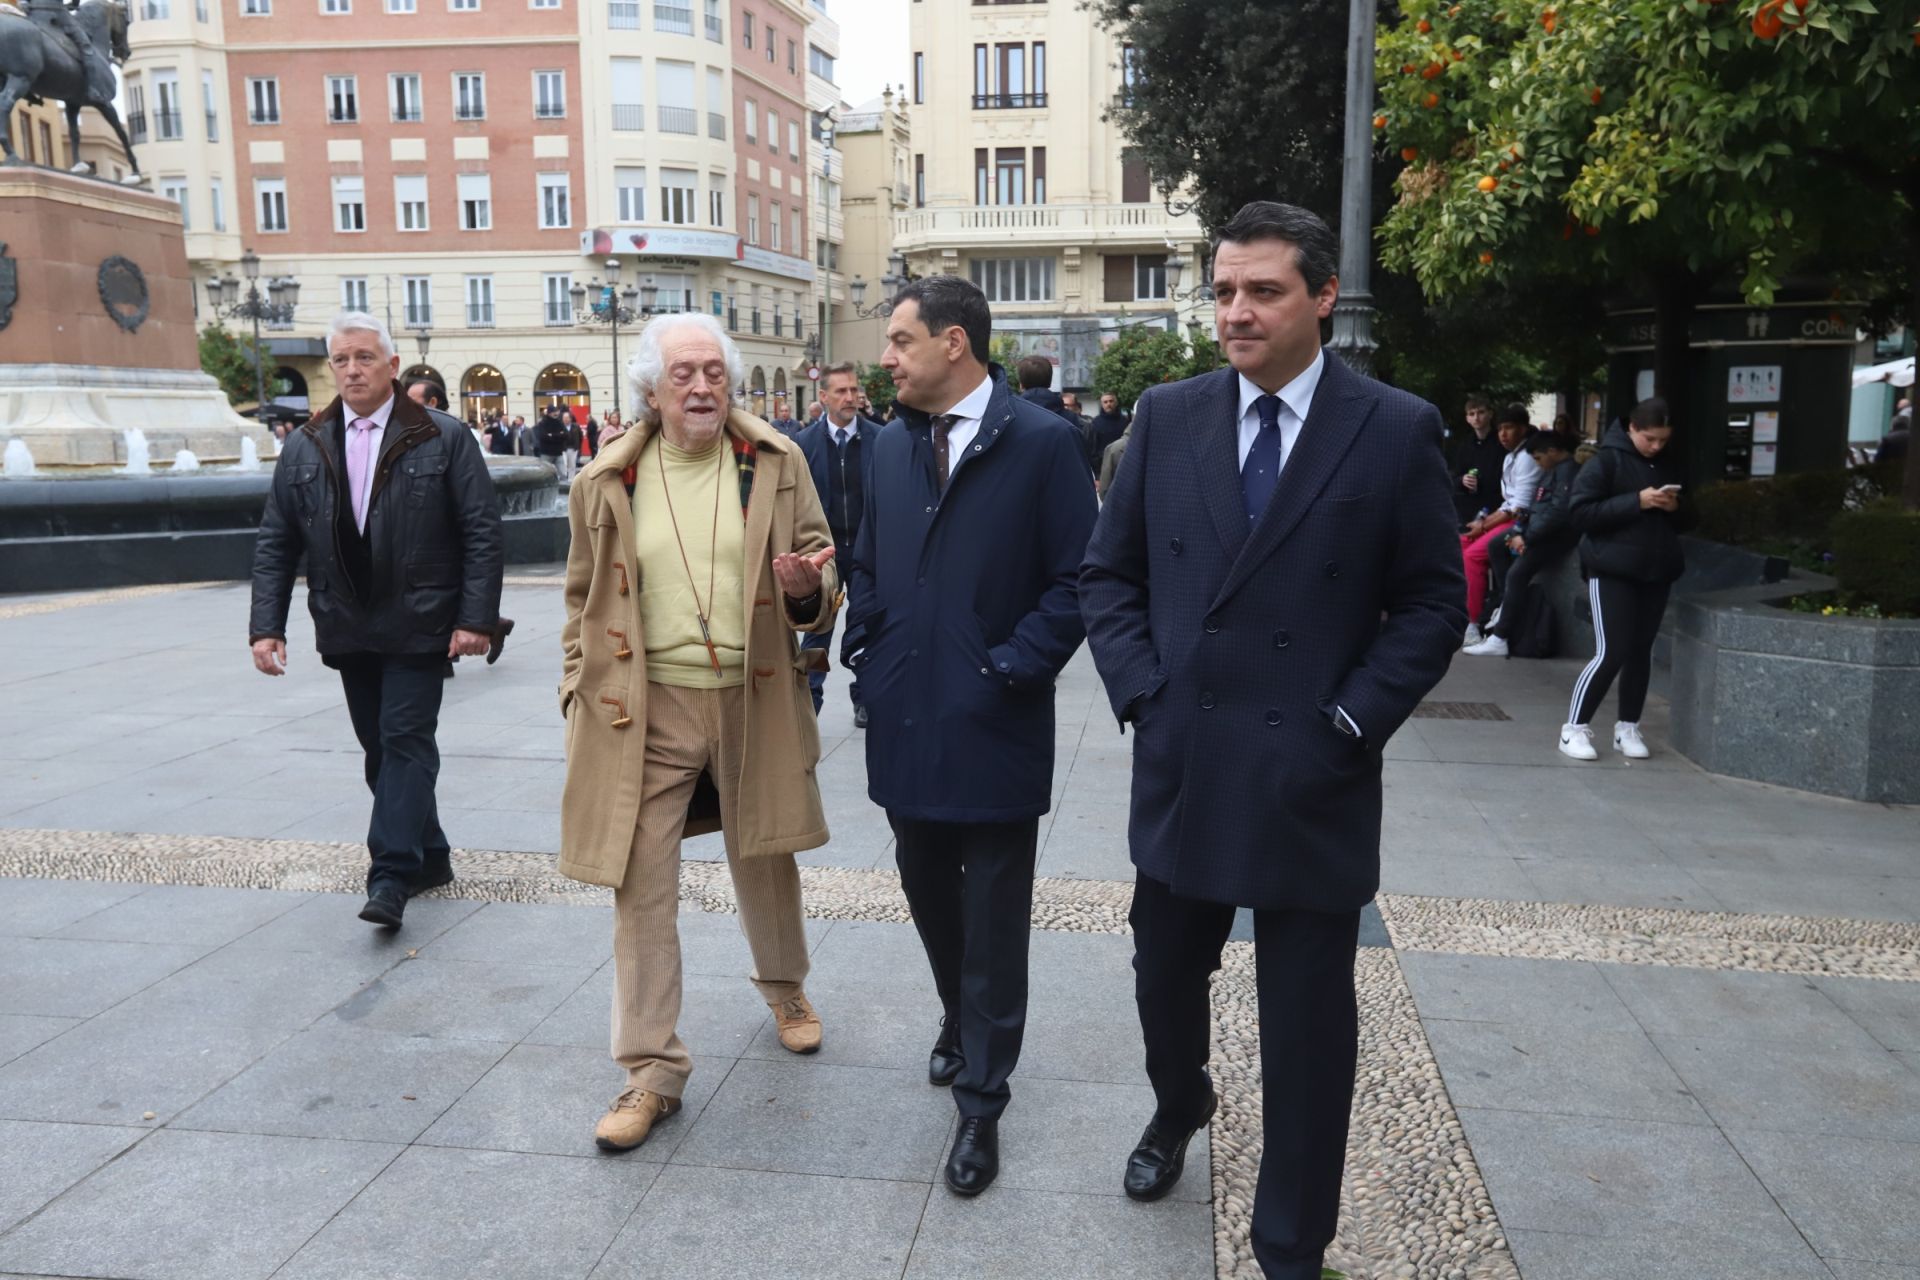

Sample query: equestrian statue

[0,0,137,178]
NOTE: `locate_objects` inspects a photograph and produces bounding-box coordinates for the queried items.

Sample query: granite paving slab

[1725,1127,1920,1266]
[902,1184,1214,1280]
[0,1119,145,1234]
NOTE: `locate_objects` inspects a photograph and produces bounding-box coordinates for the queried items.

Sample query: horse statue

[0,0,138,178]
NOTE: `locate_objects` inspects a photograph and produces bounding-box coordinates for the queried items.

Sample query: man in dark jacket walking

[1015,355,1079,430]
[1463,431,1579,658]
[1086,392,1130,476]
[250,311,504,929]
[794,362,879,723]
[845,275,1098,1197]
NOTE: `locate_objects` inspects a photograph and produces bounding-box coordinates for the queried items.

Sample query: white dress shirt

[935,374,995,483]
[346,393,397,531]
[1235,350,1326,473]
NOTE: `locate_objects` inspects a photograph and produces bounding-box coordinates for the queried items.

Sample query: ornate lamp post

[1327,0,1380,375]
[847,252,911,320]
[204,248,301,413]
[570,257,645,418]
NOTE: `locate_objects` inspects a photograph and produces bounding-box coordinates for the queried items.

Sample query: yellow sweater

[633,435,746,688]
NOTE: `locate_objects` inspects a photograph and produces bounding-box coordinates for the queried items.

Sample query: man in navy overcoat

[793,362,880,722]
[1080,202,1465,1278]
[844,275,1097,1197]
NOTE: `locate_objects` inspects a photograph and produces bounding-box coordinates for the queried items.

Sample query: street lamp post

[819,111,836,367]
[570,257,645,419]
[1161,251,1213,334]
[1327,0,1380,376]
[847,252,911,320]
[204,248,301,412]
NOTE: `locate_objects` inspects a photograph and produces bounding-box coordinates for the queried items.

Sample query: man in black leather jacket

[249,312,505,928]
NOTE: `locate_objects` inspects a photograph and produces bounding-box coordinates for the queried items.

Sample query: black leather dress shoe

[358,885,407,928]
[487,617,516,665]
[1123,1091,1217,1202]
[928,1016,963,1087]
[944,1116,998,1196]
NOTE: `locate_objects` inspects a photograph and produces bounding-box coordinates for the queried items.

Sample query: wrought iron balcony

[972,92,1047,110]
[611,103,646,131]
[658,105,697,135]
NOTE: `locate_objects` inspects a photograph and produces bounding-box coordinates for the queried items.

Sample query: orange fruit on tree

[1479,251,1495,264]
[1753,0,1785,38]
[1590,88,1603,105]
[1498,159,1510,171]
[1403,62,1419,73]
[1541,8,1557,32]
[1374,114,1388,128]
[1477,175,1498,191]
[1423,61,1446,78]
[1401,146,1421,161]
[1417,18,1432,32]
[1424,91,1441,108]
[1452,48,1466,60]
[1584,224,1600,236]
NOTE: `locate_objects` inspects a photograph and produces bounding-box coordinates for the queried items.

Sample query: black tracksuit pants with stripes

[1569,575,1671,727]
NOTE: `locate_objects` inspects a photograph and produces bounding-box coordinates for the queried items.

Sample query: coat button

[1265,709,1283,726]
[1170,538,1182,555]
[910,648,919,657]
[1199,692,1216,710]
[611,716,632,729]
[1274,630,1291,648]
[904,717,914,727]
[1203,616,1220,634]
[1325,560,1340,578]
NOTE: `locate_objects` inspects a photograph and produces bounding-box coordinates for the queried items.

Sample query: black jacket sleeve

[445,423,505,633]
[1569,449,1641,535]
[1079,386,1164,727]
[247,451,302,644]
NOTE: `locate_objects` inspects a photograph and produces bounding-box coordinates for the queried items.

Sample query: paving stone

[0,1006,292,1126]
[324,956,593,1043]
[418,899,613,971]
[1654,1032,1920,1142]
[1380,852,1544,903]
[275,1145,656,1280]
[174,1023,512,1143]
[1424,1020,1712,1125]
[0,1014,79,1068]
[118,944,396,1032]
[0,1119,146,1233]
[419,1042,732,1162]
[0,877,146,936]
[0,935,211,1019]
[1726,1127,1920,1266]
[1457,1106,1821,1255]
[1504,1227,1831,1279]
[1815,974,1920,1052]
[224,891,483,954]
[1515,858,1725,911]
[590,1165,928,1280]
[672,1057,953,1182]
[902,1183,1214,1280]
[1397,953,1640,1031]
[0,1128,398,1280]
[1824,1265,1920,1280]
[49,884,313,947]
[1602,963,1881,1047]
[989,1075,1207,1201]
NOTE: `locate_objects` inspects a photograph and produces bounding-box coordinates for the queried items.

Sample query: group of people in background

[1446,393,1688,763]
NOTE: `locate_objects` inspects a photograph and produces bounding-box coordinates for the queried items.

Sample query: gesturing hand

[773,546,836,600]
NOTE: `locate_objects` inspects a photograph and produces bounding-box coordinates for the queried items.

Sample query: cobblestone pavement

[2,576,1917,1280]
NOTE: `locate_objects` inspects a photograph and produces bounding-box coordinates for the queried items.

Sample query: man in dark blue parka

[1081,203,1465,1278]
[843,274,1097,1197]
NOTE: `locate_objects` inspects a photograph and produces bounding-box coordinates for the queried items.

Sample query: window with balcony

[654,0,691,33]
[458,172,491,229]
[327,75,358,123]
[254,178,287,232]
[390,73,422,121]
[704,0,720,38]
[403,276,432,327]
[160,179,190,228]
[332,175,366,231]
[612,58,645,129]
[466,275,495,326]
[706,66,726,138]
[708,175,726,227]
[201,70,218,140]
[764,21,774,61]
[395,173,429,229]
[808,44,833,82]
[914,153,924,207]
[538,172,570,228]
[660,168,696,225]
[543,274,573,325]
[454,72,485,119]
[974,42,1045,108]
[657,60,696,133]
[153,71,183,139]
[609,0,637,26]
[246,77,279,124]
[616,166,646,221]
[342,277,370,312]
[969,257,1054,303]
[995,147,1025,205]
[534,70,565,118]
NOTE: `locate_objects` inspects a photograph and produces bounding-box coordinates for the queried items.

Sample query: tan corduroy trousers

[611,681,810,1098]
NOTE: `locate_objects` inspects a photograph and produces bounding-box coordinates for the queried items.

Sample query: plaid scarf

[622,431,756,517]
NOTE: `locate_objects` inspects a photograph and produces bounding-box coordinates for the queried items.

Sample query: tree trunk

[1650,267,1698,418]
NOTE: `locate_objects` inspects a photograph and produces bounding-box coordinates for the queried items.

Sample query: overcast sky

[831,0,911,109]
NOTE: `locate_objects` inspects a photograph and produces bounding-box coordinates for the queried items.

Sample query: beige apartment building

[900,0,1206,391]
[829,86,910,365]
[117,0,816,422]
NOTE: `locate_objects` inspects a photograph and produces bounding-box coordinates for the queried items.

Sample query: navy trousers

[334,654,451,894]
[1131,871,1360,1280]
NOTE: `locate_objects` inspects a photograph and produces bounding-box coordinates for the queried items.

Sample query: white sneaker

[1487,605,1503,630]
[1463,635,1509,657]
[1462,623,1484,647]
[1614,722,1651,759]
[1558,724,1599,761]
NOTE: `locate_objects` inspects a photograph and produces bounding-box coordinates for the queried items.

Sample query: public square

[1,574,1916,1279]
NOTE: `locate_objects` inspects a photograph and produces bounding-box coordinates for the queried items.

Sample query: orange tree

[1375,0,1920,500]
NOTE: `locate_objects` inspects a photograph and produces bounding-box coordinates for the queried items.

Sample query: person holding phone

[1560,397,1686,761]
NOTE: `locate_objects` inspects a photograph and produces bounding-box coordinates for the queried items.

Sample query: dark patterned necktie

[932,413,958,491]
[1241,394,1283,522]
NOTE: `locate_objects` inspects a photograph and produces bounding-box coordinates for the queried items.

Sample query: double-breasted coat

[556,409,841,888]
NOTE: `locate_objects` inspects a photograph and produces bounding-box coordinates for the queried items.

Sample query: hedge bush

[1829,503,1920,615]
[1692,462,1904,550]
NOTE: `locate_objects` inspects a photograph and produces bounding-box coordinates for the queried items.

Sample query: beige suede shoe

[771,993,823,1054]
[593,1088,682,1152]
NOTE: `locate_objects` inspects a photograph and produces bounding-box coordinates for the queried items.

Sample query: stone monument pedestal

[0,167,272,467]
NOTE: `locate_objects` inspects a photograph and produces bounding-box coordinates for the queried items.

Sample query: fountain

[123,429,152,476]
[171,449,201,473]
[4,440,36,477]
[236,437,262,473]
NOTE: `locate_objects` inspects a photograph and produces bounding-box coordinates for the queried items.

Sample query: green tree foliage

[1090,325,1225,408]
[858,362,896,414]
[198,324,278,408]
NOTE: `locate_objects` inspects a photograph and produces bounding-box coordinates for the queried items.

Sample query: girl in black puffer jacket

[1559,398,1685,761]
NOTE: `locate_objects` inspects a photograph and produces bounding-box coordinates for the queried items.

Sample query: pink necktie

[346,417,374,532]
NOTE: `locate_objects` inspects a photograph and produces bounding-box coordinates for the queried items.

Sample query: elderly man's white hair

[329,310,396,359]
[627,312,744,426]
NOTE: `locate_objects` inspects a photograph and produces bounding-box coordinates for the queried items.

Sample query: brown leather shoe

[770,993,823,1054]
[593,1088,682,1152]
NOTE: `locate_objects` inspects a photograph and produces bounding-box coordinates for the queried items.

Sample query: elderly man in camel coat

[557,312,840,1153]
